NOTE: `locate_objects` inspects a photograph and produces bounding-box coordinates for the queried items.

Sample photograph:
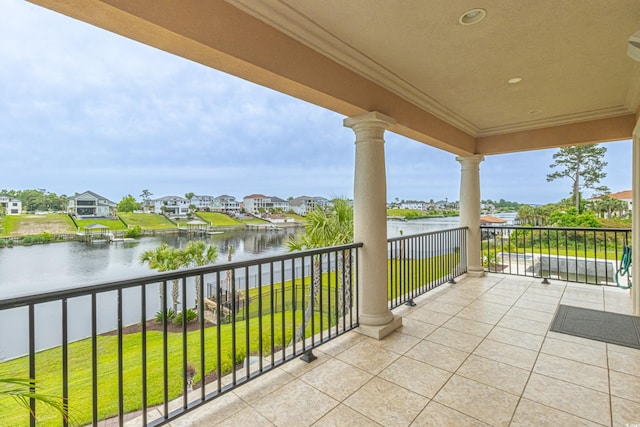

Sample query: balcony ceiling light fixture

[459,8,486,25]
[508,77,522,84]
[627,30,640,62]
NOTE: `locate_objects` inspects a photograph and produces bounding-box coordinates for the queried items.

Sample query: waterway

[0,215,514,360]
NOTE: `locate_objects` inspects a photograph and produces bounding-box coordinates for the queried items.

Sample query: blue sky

[0,1,632,205]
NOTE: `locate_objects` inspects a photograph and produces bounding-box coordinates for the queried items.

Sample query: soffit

[228,0,640,138]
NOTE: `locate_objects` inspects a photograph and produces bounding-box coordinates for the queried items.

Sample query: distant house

[243,194,289,214]
[68,191,116,218]
[212,195,241,214]
[0,196,22,215]
[588,190,632,217]
[399,200,427,210]
[191,195,216,210]
[289,196,330,216]
[146,196,190,217]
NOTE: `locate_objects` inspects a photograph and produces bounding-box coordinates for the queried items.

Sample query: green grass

[239,217,270,225]
[194,212,243,226]
[75,218,127,231]
[118,213,175,230]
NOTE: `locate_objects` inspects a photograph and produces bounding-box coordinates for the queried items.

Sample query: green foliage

[124,225,142,238]
[1,189,68,212]
[117,194,141,213]
[547,144,607,211]
[154,308,176,323]
[288,198,353,250]
[118,213,175,230]
[548,208,601,227]
[0,377,71,423]
[0,240,6,248]
[173,308,198,325]
[195,212,242,226]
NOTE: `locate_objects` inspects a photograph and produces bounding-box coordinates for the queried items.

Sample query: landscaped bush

[124,225,142,239]
[173,308,198,325]
[154,308,176,323]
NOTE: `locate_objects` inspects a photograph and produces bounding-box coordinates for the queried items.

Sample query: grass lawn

[194,212,243,226]
[239,217,270,225]
[118,213,175,230]
[0,214,76,236]
[75,218,127,231]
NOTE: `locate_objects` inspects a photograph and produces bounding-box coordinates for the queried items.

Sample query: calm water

[0,216,513,359]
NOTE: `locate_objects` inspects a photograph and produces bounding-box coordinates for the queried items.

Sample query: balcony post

[632,122,640,315]
[344,111,402,339]
[456,155,485,277]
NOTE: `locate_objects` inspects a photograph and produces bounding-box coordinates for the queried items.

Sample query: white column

[632,125,640,315]
[344,111,402,339]
[456,155,485,277]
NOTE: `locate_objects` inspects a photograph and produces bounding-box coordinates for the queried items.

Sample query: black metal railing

[0,243,361,427]
[387,227,467,308]
[481,225,632,286]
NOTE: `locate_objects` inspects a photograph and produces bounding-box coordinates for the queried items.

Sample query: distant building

[68,191,116,218]
[588,190,632,217]
[0,196,22,215]
[243,194,289,214]
[146,196,190,217]
[191,195,216,210]
[212,195,241,214]
[289,196,330,216]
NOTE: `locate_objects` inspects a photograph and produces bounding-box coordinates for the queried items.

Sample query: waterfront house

[14,2,640,426]
[67,190,116,218]
[243,194,289,215]
[288,195,330,216]
[0,196,22,215]
[191,194,216,211]
[211,194,241,214]
[146,195,190,217]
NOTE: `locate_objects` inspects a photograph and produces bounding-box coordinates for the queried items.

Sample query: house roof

[589,190,633,201]
[76,190,116,205]
[33,1,640,156]
[152,196,188,202]
[244,194,268,199]
[480,215,507,224]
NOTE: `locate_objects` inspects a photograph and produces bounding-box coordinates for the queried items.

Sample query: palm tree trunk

[292,255,321,344]
[172,279,180,312]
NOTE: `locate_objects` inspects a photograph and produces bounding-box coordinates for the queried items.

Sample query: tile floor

[146,274,640,426]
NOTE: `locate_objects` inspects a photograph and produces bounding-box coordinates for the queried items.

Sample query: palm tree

[181,241,218,310]
[0,377,70,422]
[287,198,353,344]
[140,243,183,312]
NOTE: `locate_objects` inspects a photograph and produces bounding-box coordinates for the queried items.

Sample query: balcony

[1,227,638,426]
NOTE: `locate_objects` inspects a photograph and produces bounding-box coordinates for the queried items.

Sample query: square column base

[356,315,402,340]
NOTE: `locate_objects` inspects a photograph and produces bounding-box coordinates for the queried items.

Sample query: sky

[0,1,633,206]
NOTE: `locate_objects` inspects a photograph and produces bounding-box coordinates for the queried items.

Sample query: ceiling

[29,0,640,156]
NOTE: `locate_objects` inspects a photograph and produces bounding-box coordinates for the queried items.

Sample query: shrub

[154,308,176,323]
[21,236,34,246]
[173,308,197,325]
[38,232,53,243]
[124,225,142,239]
[0,240,6,248]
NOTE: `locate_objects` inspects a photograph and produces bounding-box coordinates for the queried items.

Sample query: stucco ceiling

[28,0,640,156]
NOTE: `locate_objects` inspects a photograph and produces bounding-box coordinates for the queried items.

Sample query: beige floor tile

[214,406,274,427]
[441,316,494,337]
[405,340,469,372]
[378,355,451,398]
[467,300,512,315]
[473,339,538,370]
[434,293,477,306]
[344,377,429,427]
[486,326,544,351]
[507,306,556,323]
[533,353,609,393]
[405,308,452,326]
[425,326,483,352]
[313,404,382,427]
[497,315,550,336]
[510,398,603,427]
[560,299,603,311]
[368,330,421,354]
[279,349,330,378]
[300,358,372,401]
[252,379,338,426]
[335,340,400,375]
[411,401,490,426]
[456,354,530,395]
[512,299,558,314]
[233,366,295,403]
[456,307,505,325]
[168,392,248,427]
[523,373,611,426]
[422,301,465,316]
[518,293,560,305]
[475,293,519,307]
[433,374,519,426]
[541,337,607,367]
[610,370,640,403]
[545,331,607,349]
[611,395,640,427]
[314,331,364,357]
[396,317,438,339]
[608,345,640,377]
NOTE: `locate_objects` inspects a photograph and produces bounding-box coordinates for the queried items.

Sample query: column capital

[455,154,485,165]
[343,111,396,131]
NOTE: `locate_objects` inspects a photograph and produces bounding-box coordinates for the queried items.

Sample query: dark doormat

[550,305,640,350]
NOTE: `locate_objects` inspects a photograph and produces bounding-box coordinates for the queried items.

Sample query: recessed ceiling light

[459,9,486,25]
[508,77,522,84]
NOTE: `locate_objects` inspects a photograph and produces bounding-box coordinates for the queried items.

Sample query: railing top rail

[387,226,468,243]
[0,242,363,310]
[480,225,631,233]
